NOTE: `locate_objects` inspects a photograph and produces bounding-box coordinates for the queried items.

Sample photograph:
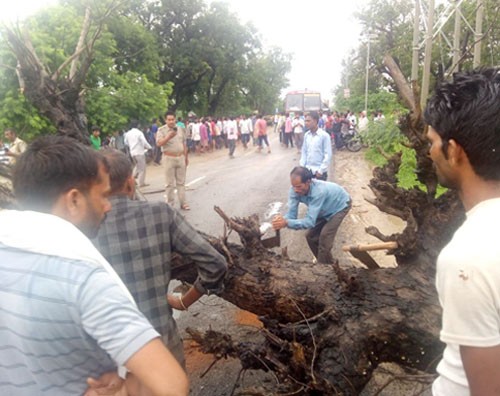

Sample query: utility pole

[421,0,435,108]
[411,0,421,82]
[451,0,461,74]
[473,0,484,67]
[364,34,377,114]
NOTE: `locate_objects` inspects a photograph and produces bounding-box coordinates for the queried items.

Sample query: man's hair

[308,111,320,123]
[165,110,175,118]
[4,127,16,135]
[129,120,139,129]
[101,149,133,194]
[91,126,100,132]
[424,68,500,181]
[290,166,314,183]
[13,135,109,212]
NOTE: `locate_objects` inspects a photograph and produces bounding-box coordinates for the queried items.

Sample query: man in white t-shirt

[124,120,151,187]
[424,67,500,396]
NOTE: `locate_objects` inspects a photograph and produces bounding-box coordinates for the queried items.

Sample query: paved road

[141,129,318,263]
[138,130,403,395]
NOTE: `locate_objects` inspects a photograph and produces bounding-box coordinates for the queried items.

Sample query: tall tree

[3,2,122,143]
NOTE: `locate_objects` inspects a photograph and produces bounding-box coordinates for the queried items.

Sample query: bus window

[304,93,321,111]
[285,94,303,112]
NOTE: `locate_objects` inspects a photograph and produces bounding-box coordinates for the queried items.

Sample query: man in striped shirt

[0,135,188,396]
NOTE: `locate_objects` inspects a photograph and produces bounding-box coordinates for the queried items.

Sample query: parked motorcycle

[334,128,363,152]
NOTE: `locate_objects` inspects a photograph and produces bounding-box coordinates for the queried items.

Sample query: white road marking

[186,176,206,187]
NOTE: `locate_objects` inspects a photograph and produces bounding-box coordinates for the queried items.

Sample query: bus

[284,90,325,113]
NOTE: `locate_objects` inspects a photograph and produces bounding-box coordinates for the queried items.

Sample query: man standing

[239,114,251,149]
[227,116,238,158]
[272,166,351,264]
[300,111,332,181]
[124,120,152,188]
[0,135,188,396]
[157,111,190,210]
[425,68,500,396]
[4,128,27,164]
[94,150,227,366]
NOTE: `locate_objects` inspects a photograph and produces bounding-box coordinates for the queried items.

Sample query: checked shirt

[93,195,227,363]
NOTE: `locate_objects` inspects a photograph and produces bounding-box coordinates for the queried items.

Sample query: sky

[2,0,367,103]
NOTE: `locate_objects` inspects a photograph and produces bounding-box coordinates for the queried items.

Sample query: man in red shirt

[255,115,271,153]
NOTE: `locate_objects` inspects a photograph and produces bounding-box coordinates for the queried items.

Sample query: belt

[163,152,184,157]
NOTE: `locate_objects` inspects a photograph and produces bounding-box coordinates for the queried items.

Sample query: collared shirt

[93,196,228,352]
[124,128,151,156]
[300,128,332,175]
[284,179,351,229]
[292,118,304,133]
[0,247,159,395]
[157,125,186,153]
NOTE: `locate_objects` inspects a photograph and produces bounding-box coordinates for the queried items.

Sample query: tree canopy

[333,0,500,116]
[0,0,291,141]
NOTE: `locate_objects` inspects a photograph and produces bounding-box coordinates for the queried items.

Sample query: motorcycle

[334,128,363,152]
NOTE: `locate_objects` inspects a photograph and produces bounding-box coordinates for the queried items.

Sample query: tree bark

[169,186,461,394]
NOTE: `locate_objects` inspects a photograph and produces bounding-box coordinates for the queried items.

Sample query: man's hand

[84,371,126,396]
[315,171,322,178]
[272,214,287,230]
[167,293,187,311]
[168,130,177,140]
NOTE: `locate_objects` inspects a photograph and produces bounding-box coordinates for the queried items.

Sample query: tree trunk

[170,171,463,394]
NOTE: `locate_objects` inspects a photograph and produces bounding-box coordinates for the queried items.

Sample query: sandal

[181,204,190,211]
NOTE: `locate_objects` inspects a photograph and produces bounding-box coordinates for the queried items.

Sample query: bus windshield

[284,91,321,113]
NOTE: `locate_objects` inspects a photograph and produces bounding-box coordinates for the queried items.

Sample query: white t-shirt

[433,198,500,395]
[124,128,151,156]
[192,122,201,141]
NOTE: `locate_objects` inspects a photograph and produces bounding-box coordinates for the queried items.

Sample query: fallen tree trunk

[171,190,462,394]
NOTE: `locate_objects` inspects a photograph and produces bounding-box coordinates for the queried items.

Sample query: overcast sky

[2,0,367,102]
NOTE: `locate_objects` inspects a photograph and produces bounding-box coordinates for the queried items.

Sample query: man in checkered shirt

[93,150,228,367]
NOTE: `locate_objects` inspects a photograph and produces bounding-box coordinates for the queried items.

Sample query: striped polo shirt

[0,243,159,395]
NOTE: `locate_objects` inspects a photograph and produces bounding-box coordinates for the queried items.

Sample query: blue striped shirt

[300,128,332,175]
[0,243,159,395]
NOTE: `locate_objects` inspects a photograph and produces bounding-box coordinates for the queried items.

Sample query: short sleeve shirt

[157,125,186,154]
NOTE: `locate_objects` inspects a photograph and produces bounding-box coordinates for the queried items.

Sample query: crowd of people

[0,67,498,396]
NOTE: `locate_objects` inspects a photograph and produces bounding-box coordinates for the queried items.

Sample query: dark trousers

[228,139,236,156]
[284,132,294,147]
[258,135,270,147]
[306,203,351,264]
[313,172,327,181]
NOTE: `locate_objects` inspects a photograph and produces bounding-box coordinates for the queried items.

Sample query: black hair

[424,67,500,180]
[101,149,133,194]
[290,166,314,183]
[129,120,139,129]
[13,135,109,212]
[165,110,175,118]
[308,111,320,123]
[4,127,17,135]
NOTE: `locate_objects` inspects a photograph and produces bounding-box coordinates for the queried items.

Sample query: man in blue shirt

[300,111,332,180]
[272,166,351,264]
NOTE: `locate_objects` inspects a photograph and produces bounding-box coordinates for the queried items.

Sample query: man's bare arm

[125,338,189,396]
[461,344,500,395]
